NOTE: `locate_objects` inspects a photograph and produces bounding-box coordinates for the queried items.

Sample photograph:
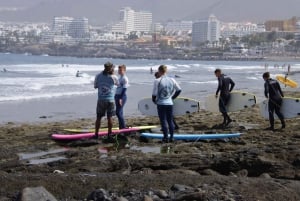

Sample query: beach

[0,91,300,200]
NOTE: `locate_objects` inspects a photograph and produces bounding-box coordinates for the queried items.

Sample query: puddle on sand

[18,148,68,160]
[18,148,69,165]
[97,144,169,156]
[130,145,161,154]
[27,156,67,165]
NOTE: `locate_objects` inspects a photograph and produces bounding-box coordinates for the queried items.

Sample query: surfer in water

[94,62,119,140]
[115,64,129,129]
[263,72,285,130]
[214,69,235,127]
[152,65,181,143]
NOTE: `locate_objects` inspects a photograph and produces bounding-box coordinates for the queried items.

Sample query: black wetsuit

[216,74,235,125]
[264,78,285,129]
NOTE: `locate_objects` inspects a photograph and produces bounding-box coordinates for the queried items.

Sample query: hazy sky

[0,0,298,25]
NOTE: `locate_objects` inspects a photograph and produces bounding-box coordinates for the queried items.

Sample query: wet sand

[0,92,300,200]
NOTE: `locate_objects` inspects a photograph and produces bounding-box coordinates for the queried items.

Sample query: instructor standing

[94,62,118,139]
[215,69,235,127]
[152,65,181,143]
[263,72,285,130]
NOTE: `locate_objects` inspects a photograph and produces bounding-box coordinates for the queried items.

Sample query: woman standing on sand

[152,65,181,143]
[115,64,129,129]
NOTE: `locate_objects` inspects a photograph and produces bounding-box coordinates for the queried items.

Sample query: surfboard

[276,74,298,88]
[138,97,200,116]
[204,91,256,113]
[63,125,157,133]
[52,127,140,141]
[259,97,300,119]
[141,132,241,141]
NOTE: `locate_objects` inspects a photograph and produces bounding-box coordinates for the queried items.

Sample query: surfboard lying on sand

[259,97,300,119]
[141,132,241,141]
[276,74,298,88]
[205,91,256,113]
[63,125,157,133]
[52,127,140,141]
[138,97,200,116]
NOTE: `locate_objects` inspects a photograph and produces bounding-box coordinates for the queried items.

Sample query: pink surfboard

[52,127,140,141]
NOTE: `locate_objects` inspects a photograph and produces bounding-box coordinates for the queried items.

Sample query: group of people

[93,62,286,142]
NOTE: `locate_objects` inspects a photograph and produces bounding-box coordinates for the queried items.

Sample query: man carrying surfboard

[152,65,181,143]
[214,69,235,127]
[94,62,119,140]
[263,72,285,130]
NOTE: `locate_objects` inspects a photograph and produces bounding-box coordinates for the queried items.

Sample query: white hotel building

[111,7,153,35]
[192,15,220,46]
[41,16,90,44]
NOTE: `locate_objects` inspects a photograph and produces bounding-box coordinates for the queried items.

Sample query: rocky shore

[0,92,300,200]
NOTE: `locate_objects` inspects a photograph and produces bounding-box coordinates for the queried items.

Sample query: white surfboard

[205,91,257,113]
[259,97,300,119]
[138,97,200,116]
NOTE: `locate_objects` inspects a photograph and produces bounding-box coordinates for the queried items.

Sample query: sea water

[0,53,299,124]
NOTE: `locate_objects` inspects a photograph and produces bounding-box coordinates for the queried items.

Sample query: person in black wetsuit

[214,69,235,127]
[263,72,285,130]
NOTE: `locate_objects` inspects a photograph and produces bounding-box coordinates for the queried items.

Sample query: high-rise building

[41,16,90,44]
[111,7,152,34]
[192,14,220,46]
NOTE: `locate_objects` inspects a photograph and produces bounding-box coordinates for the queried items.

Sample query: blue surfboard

[141,132,241,140]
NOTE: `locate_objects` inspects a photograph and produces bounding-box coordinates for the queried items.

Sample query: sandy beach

[0,91,300,200]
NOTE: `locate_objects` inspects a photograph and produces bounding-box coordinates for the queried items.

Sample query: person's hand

[119,99,123,106]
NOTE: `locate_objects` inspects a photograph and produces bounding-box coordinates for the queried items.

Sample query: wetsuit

[264,78,285,129]
[115,74,129,129]
[216,74,235,125]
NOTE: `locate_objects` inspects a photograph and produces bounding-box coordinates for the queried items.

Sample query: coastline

[0,91,299,200]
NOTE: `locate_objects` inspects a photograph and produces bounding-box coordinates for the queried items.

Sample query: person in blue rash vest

[214,68,235,127]
[263,72,285,131]
[93,62,118,139]
[115,64,129,129]
[152,65,181,143]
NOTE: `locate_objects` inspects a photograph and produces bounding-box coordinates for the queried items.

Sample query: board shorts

[96,100,115,118]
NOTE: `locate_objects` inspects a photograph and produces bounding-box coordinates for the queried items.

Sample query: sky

[0,0,298,25]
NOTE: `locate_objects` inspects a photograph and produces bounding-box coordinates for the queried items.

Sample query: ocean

[0,53,299,124]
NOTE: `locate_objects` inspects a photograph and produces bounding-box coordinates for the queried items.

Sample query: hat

[104,62,114,68]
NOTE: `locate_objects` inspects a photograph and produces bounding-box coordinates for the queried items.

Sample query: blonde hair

[118,64,126,70]
[158,65,167,74]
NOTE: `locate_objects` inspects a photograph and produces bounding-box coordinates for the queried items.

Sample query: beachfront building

[294,19,300,41]
[111,7,153,36]
[221,22,264,38]
[165,21,193,32]
[41,16,90,44]
[192,14,220,46]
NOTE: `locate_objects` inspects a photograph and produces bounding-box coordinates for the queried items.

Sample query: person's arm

[229,79,235,92]
[172,90,181,99]
[277,82,284,97]
[152,79,158,104]
[94,74,99,89]
[264,82,269,98]
[215,77,221,96]
[171,78,181,99]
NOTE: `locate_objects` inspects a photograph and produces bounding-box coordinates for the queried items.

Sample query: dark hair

[104,62,114,68]
[154,71,160,78]
[263,72,270,79]
[118,64,126,70]
[214,69,221,74]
